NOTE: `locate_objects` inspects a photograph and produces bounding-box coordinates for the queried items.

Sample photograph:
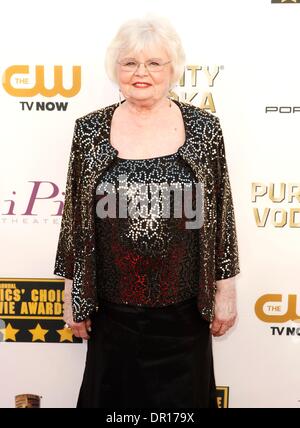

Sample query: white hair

[104,14,186,89]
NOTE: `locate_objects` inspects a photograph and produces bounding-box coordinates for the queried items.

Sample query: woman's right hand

[63,278,92,340]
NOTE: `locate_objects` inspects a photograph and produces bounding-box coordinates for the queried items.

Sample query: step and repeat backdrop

[0,0,299,408]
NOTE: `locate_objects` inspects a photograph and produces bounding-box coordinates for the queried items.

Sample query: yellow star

[0,323,20,341]
[56,326,74,342]
[28,323,49,342]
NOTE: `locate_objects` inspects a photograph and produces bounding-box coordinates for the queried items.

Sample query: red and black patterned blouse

[94,151,201,307]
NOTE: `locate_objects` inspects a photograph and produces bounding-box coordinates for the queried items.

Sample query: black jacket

[54,99,240,322]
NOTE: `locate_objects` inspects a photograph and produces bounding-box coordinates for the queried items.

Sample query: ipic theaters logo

[252,183,300,228]
[255,294,300,339]
[2,65,81,111]
[1,180,64,225]
[0,278,81,343]
[170,64,223,113]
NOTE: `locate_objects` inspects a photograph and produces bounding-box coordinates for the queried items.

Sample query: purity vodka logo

[172,64,223,113]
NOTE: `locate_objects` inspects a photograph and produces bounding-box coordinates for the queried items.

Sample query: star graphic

[56,326,74,342]
[0,323,20,341]
[28,323,49,342]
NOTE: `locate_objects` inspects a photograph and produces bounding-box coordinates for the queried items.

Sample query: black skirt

[76,296,217,408]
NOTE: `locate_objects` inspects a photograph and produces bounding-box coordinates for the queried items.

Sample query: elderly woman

[54,15,240,408]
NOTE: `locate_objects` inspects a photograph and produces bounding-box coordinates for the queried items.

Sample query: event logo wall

[0,278,81,343]
[2,65,81,110]
[255,294,300,339]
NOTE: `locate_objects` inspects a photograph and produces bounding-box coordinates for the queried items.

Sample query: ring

[64,323,70,329]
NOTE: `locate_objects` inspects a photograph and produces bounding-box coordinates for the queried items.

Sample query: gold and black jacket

[53,99,240,322]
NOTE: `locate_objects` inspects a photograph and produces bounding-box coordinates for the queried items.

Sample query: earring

[167,95,172,108]
[118,88,122,106]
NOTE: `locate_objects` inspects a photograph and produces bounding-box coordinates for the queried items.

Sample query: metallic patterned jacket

[53,99,240,323]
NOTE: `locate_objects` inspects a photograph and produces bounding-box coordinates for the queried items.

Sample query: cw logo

[255,294,300,323]
[2,65,81,97]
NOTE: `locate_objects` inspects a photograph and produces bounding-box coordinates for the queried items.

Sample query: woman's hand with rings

[64,318,92,340]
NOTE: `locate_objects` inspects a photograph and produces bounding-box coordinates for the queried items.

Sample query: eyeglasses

[117,59,172,72]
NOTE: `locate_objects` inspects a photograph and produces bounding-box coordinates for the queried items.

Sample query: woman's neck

[121,97,171,119]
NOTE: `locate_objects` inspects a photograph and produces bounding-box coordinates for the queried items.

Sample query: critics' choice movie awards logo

[216,387,229,408]
[2,65,81,111]
[0,278,81,343]
[252,183,300,228]
[255,294,300,340]
[1,64,223,113]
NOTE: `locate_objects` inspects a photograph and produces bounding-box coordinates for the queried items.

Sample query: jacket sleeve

[214,117,240,280]
[53,119,82,280]
[63,279,74,325]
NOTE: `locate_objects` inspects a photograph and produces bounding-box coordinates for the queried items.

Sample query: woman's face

[116,45,173,105]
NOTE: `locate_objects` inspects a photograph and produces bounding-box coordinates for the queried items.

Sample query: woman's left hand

[210,277,237,337]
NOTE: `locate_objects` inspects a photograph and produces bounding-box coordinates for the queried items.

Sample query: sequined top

[53,99,241,323]
[95,151,200,307]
